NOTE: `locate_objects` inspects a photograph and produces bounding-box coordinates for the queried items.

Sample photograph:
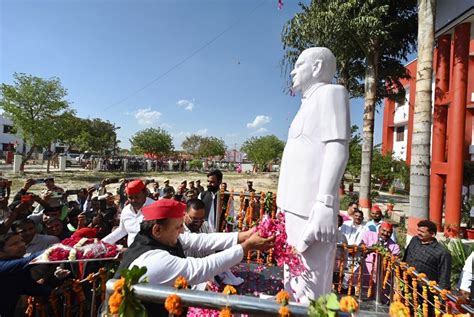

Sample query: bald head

[292,47,337,91]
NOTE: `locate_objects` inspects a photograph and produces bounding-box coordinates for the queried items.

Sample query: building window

[396,126,405,142]
[3,125,13,134]
[2,143,11,151]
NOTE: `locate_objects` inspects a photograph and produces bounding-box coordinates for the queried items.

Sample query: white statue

[277,47,350,303]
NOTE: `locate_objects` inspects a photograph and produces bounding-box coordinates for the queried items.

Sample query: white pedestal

[13,154,22,173]
[168,159,173,171]
[96,159,102,171]
[146,160,152,171]
[59,155,66,171]
[123,159,128,172]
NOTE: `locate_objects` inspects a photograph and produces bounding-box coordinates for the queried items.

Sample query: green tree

[198,137,226,158]
[74,118,119,154]
[371,148,396,190]
[241,135,285,171]
[0,73,73,169]
[346,125,362,180]
[182,134,204,156]
[281,0,417,208]
[130,128,174,155]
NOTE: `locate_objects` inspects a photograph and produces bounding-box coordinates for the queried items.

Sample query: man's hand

[241,232,275,254]
[296,202,337,253]
[237,229,254,243]
[54,267,70,279]
[23,178,35,191]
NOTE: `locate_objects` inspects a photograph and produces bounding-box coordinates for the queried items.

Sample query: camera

[34,178,46,184]
[66,189,80,195]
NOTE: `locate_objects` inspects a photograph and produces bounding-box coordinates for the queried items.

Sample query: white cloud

[196,128,208,136]
[177,99,195,111]
[134,108,162,125]
[256,127,267,133]
[246,115,271,129]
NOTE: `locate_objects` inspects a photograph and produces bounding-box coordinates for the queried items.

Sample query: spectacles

[186,214,204,223]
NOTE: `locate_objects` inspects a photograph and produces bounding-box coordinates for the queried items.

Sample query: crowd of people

[0,170,470,315]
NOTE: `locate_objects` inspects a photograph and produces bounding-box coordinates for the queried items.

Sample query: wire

[101,0,267,113]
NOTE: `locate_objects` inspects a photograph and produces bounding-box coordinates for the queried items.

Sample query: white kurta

[130,231,243,286]
[340,220,368,245]
[102,197,155,246]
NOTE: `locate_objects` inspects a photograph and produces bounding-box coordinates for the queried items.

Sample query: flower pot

[466,229,474,240]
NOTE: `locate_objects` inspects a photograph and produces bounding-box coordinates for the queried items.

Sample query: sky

[0,0,385,150]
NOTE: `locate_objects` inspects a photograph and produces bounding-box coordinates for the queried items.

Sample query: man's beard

[207,185,218,192]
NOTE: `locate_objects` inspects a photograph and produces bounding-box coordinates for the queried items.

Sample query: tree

[130,128,174,155]
[74,118,119,154]
[346,125,362,180]
[409,0,436,227]
[241,135,285,171]
[182,134,204,156]
[198,137,226,159]
[281,0,417,209]
[0,73,73,170]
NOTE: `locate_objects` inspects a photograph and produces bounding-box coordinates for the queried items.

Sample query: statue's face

[290,54,313,92]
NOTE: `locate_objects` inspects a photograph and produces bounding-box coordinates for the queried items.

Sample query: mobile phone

[34,178,45,184]
[66,189,80,195]
[92,183,101,190]
[21,194,34,203]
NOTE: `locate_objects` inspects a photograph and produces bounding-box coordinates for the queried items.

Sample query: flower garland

[255,212,305,278]
[389,301,410,317]
[412,276,418,312]
[276,290,290,317]
[422,285,429,317]
[337,243,346,294]
[402,270,410,313]
[434,295,441,317]
[367,252,377,298]
[339,296,359,314]
[108,266,148,317]
[383,255,392,290]
[165,275,187,316]
[347,249,356,296]
[48,293,61,317]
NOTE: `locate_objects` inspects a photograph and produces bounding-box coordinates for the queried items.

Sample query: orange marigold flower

[389,301,410,317]
[113,277,125,292]
[165,294,183,316]
[441,314,454,317]
[428,281,437,287]
[339,296,359,313]
[174,276,188,290]
[275,290,290,305]
[279,305,290,317]
[108,291,123,314]
[222,285,237,295]
[219,307,232,317]
[416,273,427,281]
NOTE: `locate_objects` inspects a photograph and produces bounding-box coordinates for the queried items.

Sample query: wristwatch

[317,194,334,207]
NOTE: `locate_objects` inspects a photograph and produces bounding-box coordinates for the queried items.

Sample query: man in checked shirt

[403,220,452,289]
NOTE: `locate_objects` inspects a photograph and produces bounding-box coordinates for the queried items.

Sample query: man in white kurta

[102,180,154,246]
[277,47,350,303]
[116,199,274,289]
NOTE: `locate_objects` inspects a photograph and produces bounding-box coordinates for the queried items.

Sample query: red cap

[72,227,97,239]
[142,199,186,221]
[126,180,146,195]
[380,222,393,231]
[371,205,381,212]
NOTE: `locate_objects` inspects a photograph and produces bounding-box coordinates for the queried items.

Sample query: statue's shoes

[219,271,244,286]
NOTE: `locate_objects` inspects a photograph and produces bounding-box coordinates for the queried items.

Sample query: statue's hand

[296,203,337,253]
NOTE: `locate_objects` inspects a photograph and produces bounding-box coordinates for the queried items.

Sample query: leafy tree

[130,128,174,155]
[74,118,118,154]
[0,73,73,169]
[182,134,204,156]
[198,137,226,158]
[241,135,285,171]
[281,0,417,207]
[371,148,396,189]
[346,125,362,180]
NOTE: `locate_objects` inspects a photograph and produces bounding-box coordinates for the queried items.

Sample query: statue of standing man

[277,47,350,303]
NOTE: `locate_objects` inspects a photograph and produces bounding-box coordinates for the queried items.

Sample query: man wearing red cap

[115,199,274,314]
[102,180,154,246]
[365,205,397,241]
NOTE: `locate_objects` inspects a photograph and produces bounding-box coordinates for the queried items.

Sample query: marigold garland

[219,307,232,317]
[276,290,290,305]
[337,244,346,293]
[339,296,359,313]
[367,253,377,298]
[434,295,441,317]
[402,270,410,313]
[389,301,410,317]
[383,256,391,290]
[108,291,123,314]
[417,273,427,281]
[222,285,237,295]
[48,293,61,317]
[422,286,429,317]
[412,278,418,312]
[279,305,290,317]
[174,276,188,289]
[347,253,356,296]
[165,294,183,316]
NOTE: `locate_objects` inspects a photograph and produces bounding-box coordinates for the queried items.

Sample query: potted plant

[386,198,395,217]
[389,184,396,195]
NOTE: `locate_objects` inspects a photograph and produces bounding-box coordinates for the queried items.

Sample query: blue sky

[1,0,384,150]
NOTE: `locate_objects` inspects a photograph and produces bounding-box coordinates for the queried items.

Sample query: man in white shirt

[115,199,274,315]
[102,180,154,246]
[340,209,367,245]
[459,252,474,300]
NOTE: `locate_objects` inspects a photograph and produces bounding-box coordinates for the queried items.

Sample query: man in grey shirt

[12,218,59,254]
